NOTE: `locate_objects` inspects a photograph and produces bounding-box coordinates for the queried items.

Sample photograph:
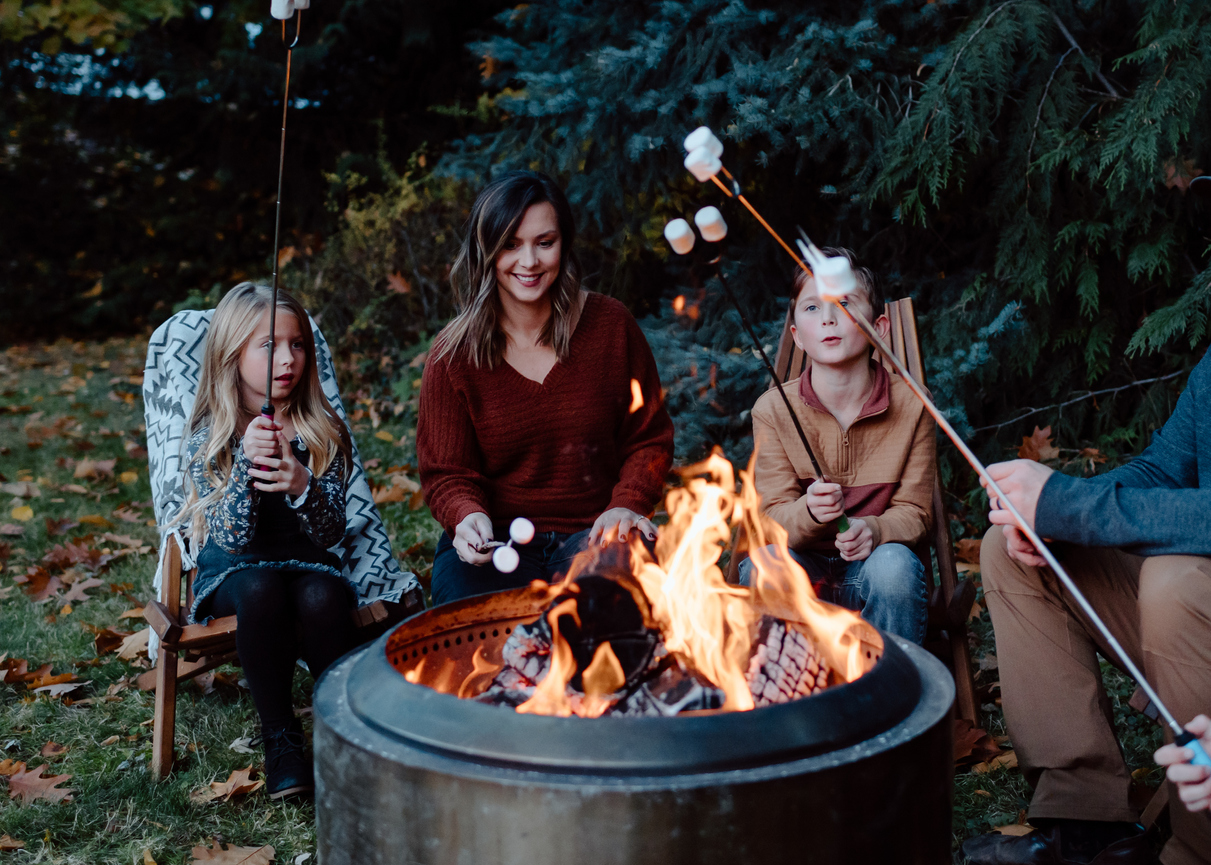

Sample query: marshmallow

[683,126,723,158]
[270,0,293,19]
[493,544,520,574]
[684,146,722,182]
[509,517,535,545]
[664,218,696,255]
[694,206,727,242]
[291,0,309,7]
[812,255,858,302]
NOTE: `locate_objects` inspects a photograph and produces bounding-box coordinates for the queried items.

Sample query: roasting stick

[664,209,850,533]
[796,235,1211,769]
[260,0,306,428]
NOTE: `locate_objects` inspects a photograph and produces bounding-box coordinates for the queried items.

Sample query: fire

[515,598,580,717]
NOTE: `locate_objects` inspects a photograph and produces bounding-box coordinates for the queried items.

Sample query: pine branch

[971,370,1185,433]
[1050,11,1120,99]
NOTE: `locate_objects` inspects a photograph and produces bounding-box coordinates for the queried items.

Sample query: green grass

[0,338,1168,863]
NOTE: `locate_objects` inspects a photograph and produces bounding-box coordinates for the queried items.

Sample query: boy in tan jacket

[739,249,935,643]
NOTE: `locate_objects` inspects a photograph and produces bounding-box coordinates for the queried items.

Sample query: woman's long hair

[433,171,582,369]
[177,282,351,543]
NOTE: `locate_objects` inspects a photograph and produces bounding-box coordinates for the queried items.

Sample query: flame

[580,641,625,718]
[404,657,426,684]
[629,378,645,413]
[515,598,580,717]
[458,646,503,699]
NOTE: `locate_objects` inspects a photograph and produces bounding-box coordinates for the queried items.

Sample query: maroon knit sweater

[418,293,675,536]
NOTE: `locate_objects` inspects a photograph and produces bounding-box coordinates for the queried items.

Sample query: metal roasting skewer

[797,232,1211,768]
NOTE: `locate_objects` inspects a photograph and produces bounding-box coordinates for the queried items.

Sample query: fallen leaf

[194,670,216,695]
[45,517,79,536]
[61,578,104,604]
[0,760,26,776]
[954,718,1004,767]
[190,840,275,864]
[79,514,114,529]
[993,824,1034,836]
[0,523,24,536]
[40,741,68,758]
[6,763,74,804]
[74,458,116,480]
[979,653,999,672]
[119,607,144,619]
[192,766,265,805]
[972,750,1019,774]
[1,481,40,498]
[101,532,143,549]
[117,629,150,660]
[112,506,142,523]
[92,626,132,655]
[100,735,120,746]
[973,789,992,798]
[143,849,158,865]
[119,471,138,484]
[1017,425,1059,462]
[0,834,24,851]
[955,538,981,565]
[374,430,394,442]
[34,682,86,698]
[14,568,63,602]
[385,271,411,294]
[372,485,405,505]
[10,505,32,522]
[43,540,113,572]
[228,737,255,755]
[61,484,89,495]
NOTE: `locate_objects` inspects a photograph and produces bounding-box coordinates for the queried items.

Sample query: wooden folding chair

[726,297,979,722]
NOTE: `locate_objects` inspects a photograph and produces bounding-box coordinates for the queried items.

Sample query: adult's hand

[589,508,656,547]
[1155,715,1211,812]
[982,459,1054,532]
[805,480,845,523]
[1001,525,1049,568]
[835,517,873,562]
[453,512,494,565]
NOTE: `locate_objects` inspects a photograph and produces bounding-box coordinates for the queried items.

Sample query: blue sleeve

[1035,358,1209,556]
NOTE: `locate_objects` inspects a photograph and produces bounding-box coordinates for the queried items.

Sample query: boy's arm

[752,398,834,549]
[863,407,936,549]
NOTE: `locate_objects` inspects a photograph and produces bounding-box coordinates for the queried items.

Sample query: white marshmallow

[509,517,535,545]
[664,219,696,255]
[493,545,520,574]
[270,0,293,19]
[813,255,859,302]
[291,0,309,7]
[683,126,723,158]
[684,146,722,182]
[694,206,727,242]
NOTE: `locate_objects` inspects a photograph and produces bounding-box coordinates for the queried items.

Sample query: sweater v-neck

[501,292,598,390]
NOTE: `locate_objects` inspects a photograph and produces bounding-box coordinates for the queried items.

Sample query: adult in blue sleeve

[962,353,1211,865]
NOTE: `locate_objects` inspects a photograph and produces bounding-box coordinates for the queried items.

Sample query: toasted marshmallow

[664,219,696,255]
[694,206,727,242]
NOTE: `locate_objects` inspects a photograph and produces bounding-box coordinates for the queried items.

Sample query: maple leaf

[61,577,104,604]
[1017,426,1059,462]
[1077,447,1108,475]
[40,741,68,758]
[6,763,74,804]
[190,840,276,864]
[385,271,412,294]
[191,766,265,805]
[1163,158,1201,192]
[117,629,150,660]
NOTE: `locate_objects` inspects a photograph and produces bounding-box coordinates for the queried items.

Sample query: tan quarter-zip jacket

[751,361,936,552]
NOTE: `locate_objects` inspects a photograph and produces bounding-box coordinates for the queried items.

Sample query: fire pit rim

[342,590,928,776]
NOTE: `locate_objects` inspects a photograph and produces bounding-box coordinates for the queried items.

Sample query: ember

[392,450,881,716]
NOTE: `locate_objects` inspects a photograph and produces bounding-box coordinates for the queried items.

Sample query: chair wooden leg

[951,626,979,723]
[151,645,178,780]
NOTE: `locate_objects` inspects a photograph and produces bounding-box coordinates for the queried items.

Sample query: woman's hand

[835,518,874,562]
[242,415,282,464]
[1155,715,1211,812]
[248,431,310,498]
[589,508,656,547]
[805,480,844,523]
[453,512,495,565]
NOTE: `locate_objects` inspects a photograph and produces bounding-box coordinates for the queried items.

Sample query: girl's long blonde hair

[433,171,582,369]
[178,282,351,542]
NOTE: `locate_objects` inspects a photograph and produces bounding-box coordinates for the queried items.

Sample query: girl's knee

[227,569,289,614]
[294,574,349,620]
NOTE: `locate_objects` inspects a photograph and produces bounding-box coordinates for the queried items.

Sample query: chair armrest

[144,600,183,644]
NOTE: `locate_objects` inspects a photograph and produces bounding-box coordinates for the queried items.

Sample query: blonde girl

[181,282,354,800]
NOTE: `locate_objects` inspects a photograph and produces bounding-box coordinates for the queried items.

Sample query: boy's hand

[805,480,844,523]
[1155,715,1211,812]
[835,518,873,561]
[248,431,309,498]
[242,416,282,464]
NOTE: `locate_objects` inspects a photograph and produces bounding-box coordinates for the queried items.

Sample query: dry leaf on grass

[954,718,1003,767]
[39,741,68,758]
[1,481,40,498]
[0,834,25,851]
[190,766,265,805]
[972,750,1019,774]
[0,760,26,776]
[119,607,145,619]
[955,538,982,565]
[89,625,132,655]
[34,682,86,698]
[6,763,74,804]
[100,735,120,746]
[10,505,33,522]
[45,517,79,536]
[1017,426,1059,462]
[228,737,255,755]
[118,629,150,660]
[79,514,114,529]
[190,839,275,864]
[993,824,1034,836]
[14,568,62,602]
[0,523,24,536]
[74,458,116,480]
[61,578,104,604]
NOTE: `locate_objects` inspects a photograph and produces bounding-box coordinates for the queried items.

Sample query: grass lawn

[0,337,1167,864]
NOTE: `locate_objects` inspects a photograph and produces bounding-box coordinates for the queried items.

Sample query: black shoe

[961,821,1150,865]
[253,719,313,800]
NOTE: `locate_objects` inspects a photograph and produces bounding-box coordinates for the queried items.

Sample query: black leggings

[208,567,356,727]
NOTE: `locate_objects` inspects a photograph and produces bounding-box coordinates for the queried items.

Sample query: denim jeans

[431,528,592,607]
[738,542,928,644]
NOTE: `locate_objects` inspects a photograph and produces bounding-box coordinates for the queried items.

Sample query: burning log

[745,616,831,707]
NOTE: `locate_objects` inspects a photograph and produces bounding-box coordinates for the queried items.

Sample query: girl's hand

[1155,715,1211,812]
[242,416,282,464]
[453,512,495,565]
[248,431,310,498]
[589,508,656,547]
[805,480,844,523]
[835,517,873,561]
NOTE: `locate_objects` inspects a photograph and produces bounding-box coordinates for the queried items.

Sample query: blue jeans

[431,528,593,607]
[738,543,928,644]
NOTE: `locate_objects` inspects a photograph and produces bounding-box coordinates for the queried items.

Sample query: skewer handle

[1175,732,1211,768]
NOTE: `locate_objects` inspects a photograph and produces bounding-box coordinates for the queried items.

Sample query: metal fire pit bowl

[314,586,955,865]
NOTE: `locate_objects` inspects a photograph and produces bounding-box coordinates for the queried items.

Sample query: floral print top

[186,427,347,553]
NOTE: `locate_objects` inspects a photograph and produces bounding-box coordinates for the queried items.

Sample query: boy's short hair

[790,247,883,318]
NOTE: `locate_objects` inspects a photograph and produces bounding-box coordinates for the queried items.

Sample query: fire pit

[314,454,955,863]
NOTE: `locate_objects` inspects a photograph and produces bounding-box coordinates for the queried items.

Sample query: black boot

[254,719,313,800]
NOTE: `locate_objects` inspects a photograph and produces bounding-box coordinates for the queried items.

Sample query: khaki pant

[981,526,1211,865]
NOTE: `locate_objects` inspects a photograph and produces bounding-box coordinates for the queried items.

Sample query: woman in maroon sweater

[417,171,674,606]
